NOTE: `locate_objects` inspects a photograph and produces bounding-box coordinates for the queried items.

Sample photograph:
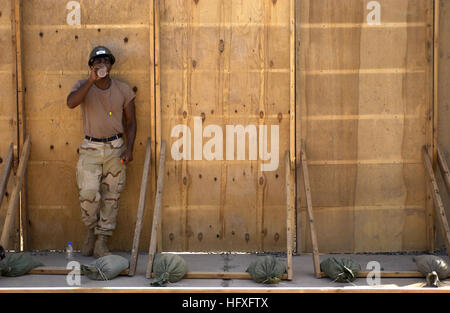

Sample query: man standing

[67,46,137,258]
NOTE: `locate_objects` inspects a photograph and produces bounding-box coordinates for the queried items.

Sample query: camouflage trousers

[76,137,126,236]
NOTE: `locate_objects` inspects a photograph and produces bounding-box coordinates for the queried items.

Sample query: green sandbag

[246,256,286,284]
[81,255,129,281]
[413,255,449,287]
[320,257,361,283]
[151,254,188,286]
[413,255,449,280]
[0,252,43,277]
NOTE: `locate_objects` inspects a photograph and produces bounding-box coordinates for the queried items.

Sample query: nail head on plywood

[245,233,250,242]
[277,112,283,122]
[197,232,203,241]
[169,233,174,241]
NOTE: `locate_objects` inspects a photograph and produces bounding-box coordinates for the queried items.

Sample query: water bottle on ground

[66,241,74,260]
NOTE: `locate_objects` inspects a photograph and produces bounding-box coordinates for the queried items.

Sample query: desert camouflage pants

[76,137,126,236]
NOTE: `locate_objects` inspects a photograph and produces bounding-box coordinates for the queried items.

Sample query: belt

[85,134,123,143]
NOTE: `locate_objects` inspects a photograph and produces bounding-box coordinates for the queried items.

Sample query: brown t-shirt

[70,78,136,138]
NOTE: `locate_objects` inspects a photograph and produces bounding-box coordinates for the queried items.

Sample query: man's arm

[120,99,137,164]
[66,66,100,109]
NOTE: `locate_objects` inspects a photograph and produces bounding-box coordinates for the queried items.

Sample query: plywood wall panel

[298,0,433,253]
[21,0,154,251]
[159,0,292,252]
[437,0,450,251]
[0,0,18,249]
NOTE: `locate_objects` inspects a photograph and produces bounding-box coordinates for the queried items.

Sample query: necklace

[96,79,113,117]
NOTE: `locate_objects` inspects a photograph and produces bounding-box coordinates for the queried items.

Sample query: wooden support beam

[29,267,130,276]
[300,142,321,278]
[423,146,450,259]
[145,140,166,279]
[153,0,163,255]
[319,271,426,279]
[285,152,294,280]
[0,143,14,208]
[11,0,28,251]
[433,0,439,167]
[0,134,30,249]
[28,267,289,280]
[289,0,296,255]
[128,138,152,277]
[437,146,450,193]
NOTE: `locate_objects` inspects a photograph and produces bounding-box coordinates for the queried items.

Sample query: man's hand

[89,65,102,83]
[120,148,133,165]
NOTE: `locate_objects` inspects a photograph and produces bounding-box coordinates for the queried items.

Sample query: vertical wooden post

[300,141,321,278]
[128,138,152,277]
[433,0,439,167]
[11,0,28,251]
[148,0,157,253]
[285,152,294,280]
[294,0,303,254]
[146,140,166,279]
[153,0,163,254]
[289,0,297,255]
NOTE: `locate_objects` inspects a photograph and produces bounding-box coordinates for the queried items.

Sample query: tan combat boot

[81,228,96,256]
[93,234,112,258]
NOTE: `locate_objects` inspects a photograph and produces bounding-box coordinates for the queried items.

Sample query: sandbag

[0,252,43,277]
[151,254,188,286]
[81,255,129,281]
[246,256,286,284]
[413,255,449,287]
[320,257,361,283]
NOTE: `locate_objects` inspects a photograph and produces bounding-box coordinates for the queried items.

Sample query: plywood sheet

[159,0,292,252]
[297,0,433,253]
[22,0,155,251]
[0,0,19,249]
[437,0,450,251]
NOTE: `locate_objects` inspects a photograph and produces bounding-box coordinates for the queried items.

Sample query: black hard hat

[88,46,116,66]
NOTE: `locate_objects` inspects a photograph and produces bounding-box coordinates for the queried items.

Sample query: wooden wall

[437,0,450,251]
[297,0,434,253]
[21,0,155,251]
[1,0,444,254]
[159,0,293,252]
[0,0,19,250]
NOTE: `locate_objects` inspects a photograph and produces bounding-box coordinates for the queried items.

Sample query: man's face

[91,56,113,73]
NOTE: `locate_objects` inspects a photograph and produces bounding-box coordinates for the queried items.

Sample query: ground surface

[0,252,449,292]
